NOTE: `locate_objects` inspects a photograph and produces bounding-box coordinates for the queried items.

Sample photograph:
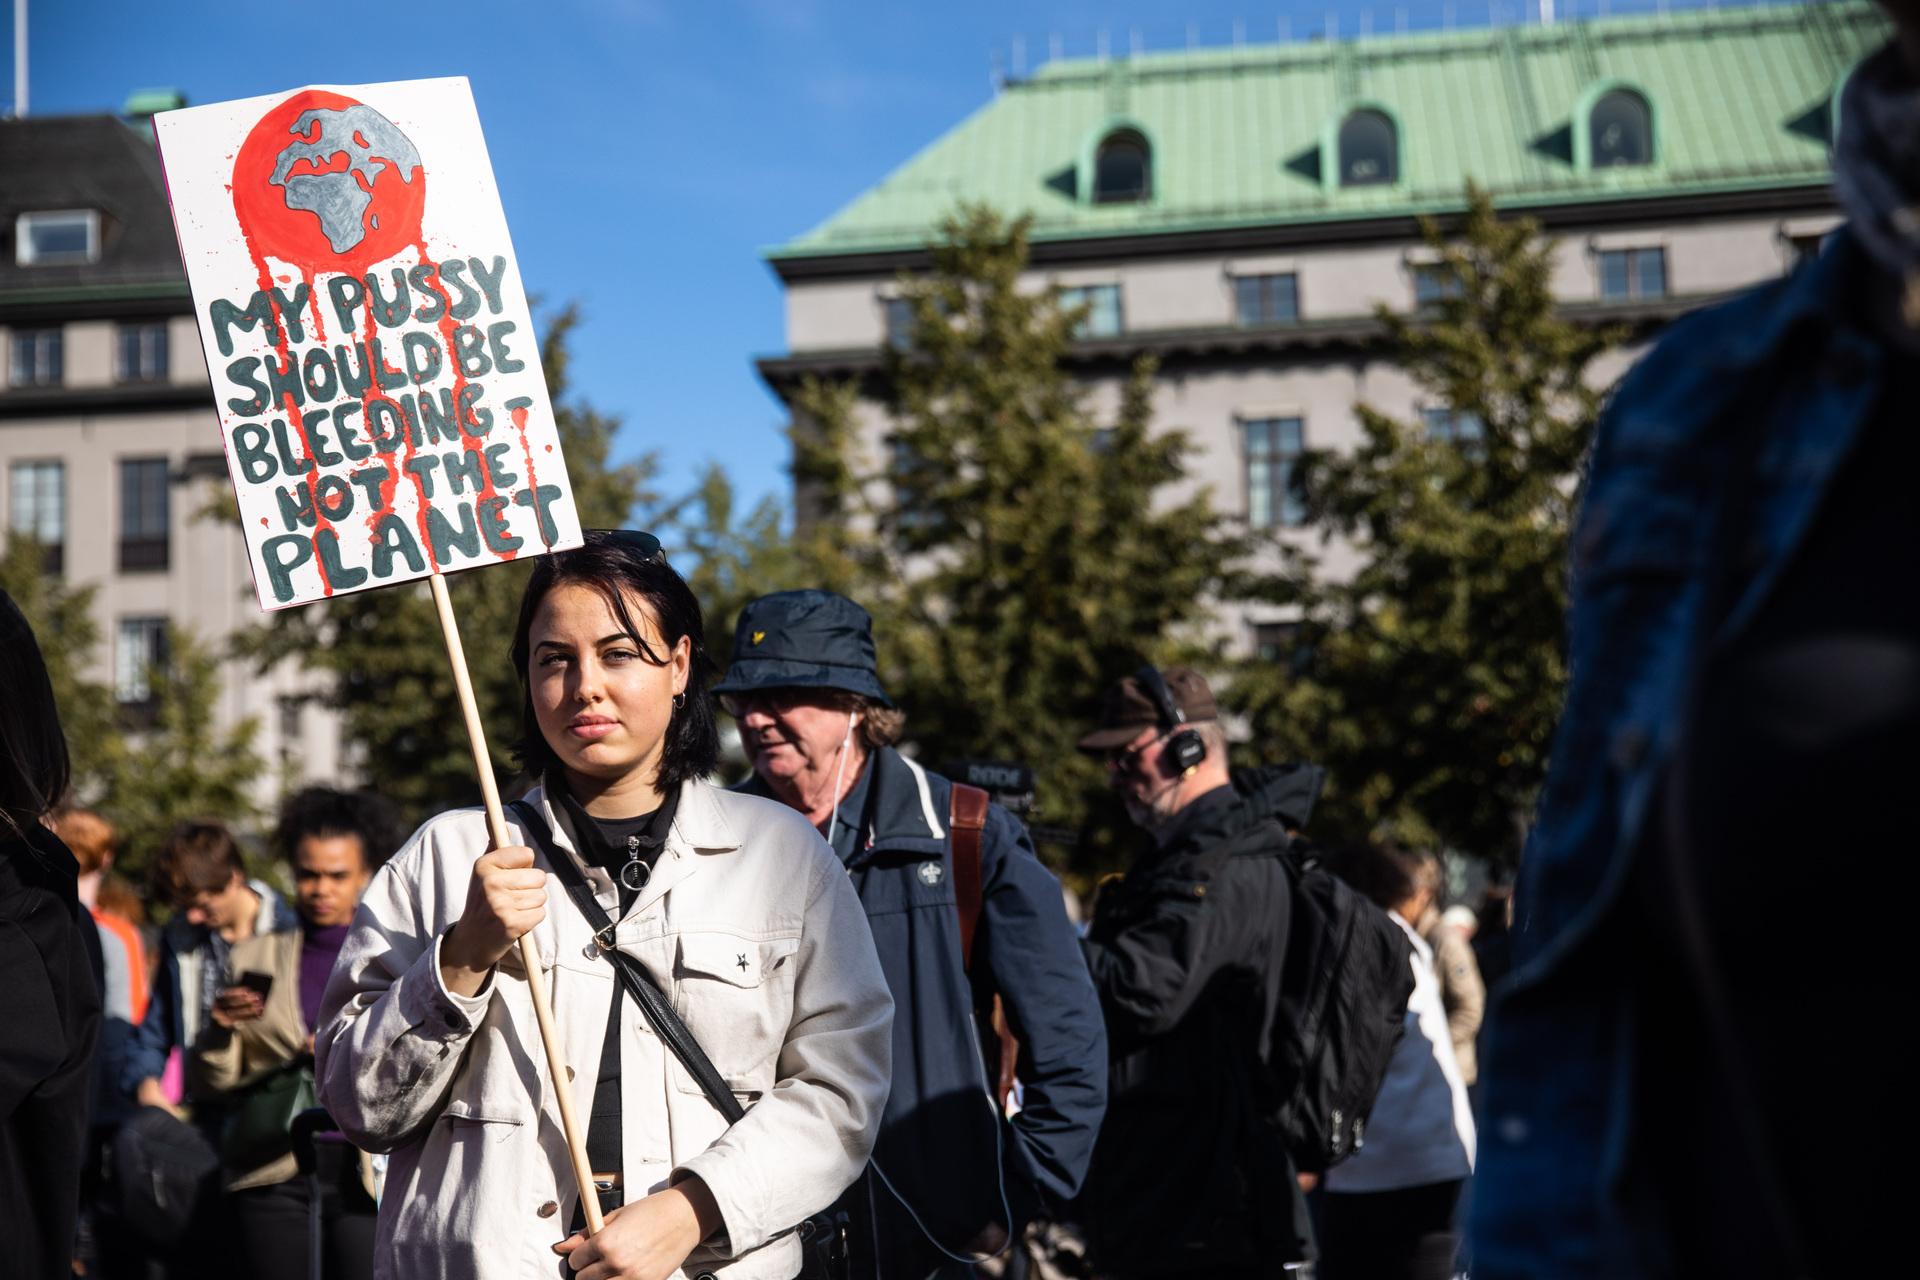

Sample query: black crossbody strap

[509,799,746,1126]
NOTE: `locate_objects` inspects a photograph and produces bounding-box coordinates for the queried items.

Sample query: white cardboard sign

[154,77,582,610]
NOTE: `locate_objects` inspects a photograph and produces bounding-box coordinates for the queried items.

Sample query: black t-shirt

[1629,355,1918,1272]
[552,781,679,1204]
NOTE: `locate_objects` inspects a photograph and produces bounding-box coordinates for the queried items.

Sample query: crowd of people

[8,12,1917,1276]
[2,548,1505,1280]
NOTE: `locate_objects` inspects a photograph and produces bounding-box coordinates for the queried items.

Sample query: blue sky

[14,0,1725,519]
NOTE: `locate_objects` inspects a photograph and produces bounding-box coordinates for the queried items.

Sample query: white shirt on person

[1324,911,1475,1194]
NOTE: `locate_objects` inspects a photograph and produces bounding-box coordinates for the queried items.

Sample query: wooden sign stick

[429,570,605,1235]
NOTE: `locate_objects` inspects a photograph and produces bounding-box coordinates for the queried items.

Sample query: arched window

[1338,110,1398,187]
[1093,131,1151,204]
[1589,89,1652,168]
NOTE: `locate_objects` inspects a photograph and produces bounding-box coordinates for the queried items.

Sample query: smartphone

[235,970,274,1000]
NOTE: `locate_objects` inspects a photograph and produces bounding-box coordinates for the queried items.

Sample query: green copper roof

[771,1,1886,261]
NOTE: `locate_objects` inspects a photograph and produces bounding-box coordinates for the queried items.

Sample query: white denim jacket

[315,778,894,1280]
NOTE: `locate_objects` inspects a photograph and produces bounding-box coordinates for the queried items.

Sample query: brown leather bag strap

[949,782,991,971]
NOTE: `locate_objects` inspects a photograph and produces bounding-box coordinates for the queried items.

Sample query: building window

[15,210,101,266]
[1423,406,1487,458]
[1413,263,1465,314]
[1252,621,1299,663]
[116,323,169,382]
[1234,273,1300,327]
[1093,131,1151,204]
[1787,232,1827,268]
[1338,110,1398,187]
[115,617,169,705]
[1060,284,1124,337]
[1245,417,1307,529]
[9,328,64,387]
[1598,247,1667,300]
[9,460,65,574]
[882,297,917,350]
[119,457,171,572]
[1589,89,1652,168]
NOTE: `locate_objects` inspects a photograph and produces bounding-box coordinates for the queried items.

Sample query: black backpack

[107,1106,221,1249]
[1268,839,1415,1173]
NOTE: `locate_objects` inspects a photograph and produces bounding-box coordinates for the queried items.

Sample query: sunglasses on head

[588,528,664,562]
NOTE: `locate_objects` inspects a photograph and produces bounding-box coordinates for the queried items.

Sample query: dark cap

[1077,665,1219,751]
[710,589,893,708]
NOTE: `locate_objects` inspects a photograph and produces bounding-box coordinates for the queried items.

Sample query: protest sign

[154,77,602,1230]
[154,77,582,611]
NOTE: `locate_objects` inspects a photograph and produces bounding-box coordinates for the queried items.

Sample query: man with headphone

[714,589,1108,1280]
[1077,664,1321,1278]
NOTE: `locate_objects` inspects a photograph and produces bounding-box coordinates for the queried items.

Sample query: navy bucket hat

[711,589,894,708]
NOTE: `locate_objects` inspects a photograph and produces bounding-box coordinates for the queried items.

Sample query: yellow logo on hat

[752,631,766,645]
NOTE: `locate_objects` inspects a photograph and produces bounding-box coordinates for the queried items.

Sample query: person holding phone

[315,531,894,1280]
[189,787,402,1280]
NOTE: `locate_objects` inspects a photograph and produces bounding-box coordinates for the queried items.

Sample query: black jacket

[1,823,103,1280]
[1080,766,1321,1274]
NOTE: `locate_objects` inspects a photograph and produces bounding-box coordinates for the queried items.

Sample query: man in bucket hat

[716,590,1107,1280]
[1076,665,1322,1278]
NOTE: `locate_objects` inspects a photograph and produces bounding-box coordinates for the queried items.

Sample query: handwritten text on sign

[155,78,582,610]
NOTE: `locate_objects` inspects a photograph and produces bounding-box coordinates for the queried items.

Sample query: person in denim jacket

[1470,11,1920,1277]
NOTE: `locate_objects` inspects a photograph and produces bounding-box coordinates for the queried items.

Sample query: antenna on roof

[1234,18,1246,47]
[1445,2,1456,30]
[1540,0,1554,25]
[1361,9,1373,37]
[1013,34,1026,78]
[1280,15,1292,42]
[1097,27,1110,62]
[990,47,1004,93]
[11,0,26,118]
[1397,7,1408,33]
[1049,32,1062,63]
[1130,27,1142,57]
[1326,10,1338,40]
[1187,21,1198,51]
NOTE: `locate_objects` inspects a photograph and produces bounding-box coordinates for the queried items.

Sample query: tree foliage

[691,206,1269,877]
[96,626,264,878]
[0,536,118,791]
[238,305,657,825]
[1229,187,1622,864]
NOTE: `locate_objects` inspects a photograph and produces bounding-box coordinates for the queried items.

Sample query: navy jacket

[741,747,1107,1273]
[1471,231,1897,1275]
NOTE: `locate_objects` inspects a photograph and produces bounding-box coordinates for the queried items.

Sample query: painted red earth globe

[231,90,426,276]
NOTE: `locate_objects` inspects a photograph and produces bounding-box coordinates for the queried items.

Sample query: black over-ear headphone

[1136,665,1208,774]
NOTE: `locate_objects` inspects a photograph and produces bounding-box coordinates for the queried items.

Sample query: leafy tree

[240,305,658,825]
[96,625,264,878]
[1229,187,1623,866]
[0,535,120,792]
[721,206,1271,878]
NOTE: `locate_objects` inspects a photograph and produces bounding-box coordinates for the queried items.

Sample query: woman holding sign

[316,531,894,1280]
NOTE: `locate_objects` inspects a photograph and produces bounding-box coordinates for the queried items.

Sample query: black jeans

[1318,1180,1461,1280]
[231,1150,376,1280]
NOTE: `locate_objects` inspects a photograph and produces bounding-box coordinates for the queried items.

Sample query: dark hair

[274,786,404,873]
[152,820,247,903]
[1327,840,1427,914]
[510,533,720,789]
[0,589,71,836]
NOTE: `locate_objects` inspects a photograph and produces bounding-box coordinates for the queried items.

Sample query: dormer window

[15,210,101,266]
[1338,110,1398,188]
[1093,131,1151,204]
[1589,89,1652,168]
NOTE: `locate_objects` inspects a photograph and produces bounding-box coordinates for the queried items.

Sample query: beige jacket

[188,929,308,1191]
[1419,908,1485,1085]
[315,779,894,1280]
